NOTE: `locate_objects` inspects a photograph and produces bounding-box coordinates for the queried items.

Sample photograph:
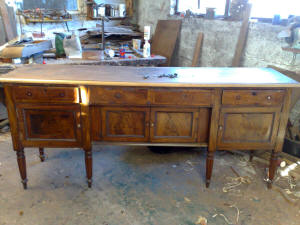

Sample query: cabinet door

[101,107,150,142]
[18,104,82,147]
[150,107,199,143]
[217,107,281,150]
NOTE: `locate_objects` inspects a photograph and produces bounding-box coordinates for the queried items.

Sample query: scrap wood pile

[238,150,300,206]
[285,110,300,158]
[79,26,142,44]
[17,8,72,22]
[0,37,52,63]
[272,160,300,206]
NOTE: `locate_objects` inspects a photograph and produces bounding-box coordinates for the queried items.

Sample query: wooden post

[224,0,231,18]
[86,0,94,19]
[231,3,252,67]
[268,88,292,188]
[192,33,204,67]
[125,0,133,17]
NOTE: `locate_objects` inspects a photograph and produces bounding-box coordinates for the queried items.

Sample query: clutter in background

[63,32,82,59]
[17,8,72,23]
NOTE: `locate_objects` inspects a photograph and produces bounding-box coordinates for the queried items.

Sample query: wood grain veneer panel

[12,86,79,103]
[89,87,148,105]
[101,107,150,142]
[222,89,285,106]
[17,104,82,147]
[150,107,199,143]
[150,88,213,106]
[222,113,274,142]
[217,107,281,150]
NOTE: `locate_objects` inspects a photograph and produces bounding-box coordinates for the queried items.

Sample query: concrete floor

[0,132,299,225]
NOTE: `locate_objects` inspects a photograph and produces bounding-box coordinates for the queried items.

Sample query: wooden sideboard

[1,65,299,190]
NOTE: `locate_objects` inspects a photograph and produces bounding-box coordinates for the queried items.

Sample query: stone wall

[134,0,300,71]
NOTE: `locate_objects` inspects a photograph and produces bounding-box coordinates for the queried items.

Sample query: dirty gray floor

[0,132,299,225]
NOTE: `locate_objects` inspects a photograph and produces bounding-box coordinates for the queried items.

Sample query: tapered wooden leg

[268,150,279,189]
[206,89,221,188]
[206,150,215,188]
[85,149,92,188]
[16,148,27,190]
[249,150,254,162]
[39,147,45,162]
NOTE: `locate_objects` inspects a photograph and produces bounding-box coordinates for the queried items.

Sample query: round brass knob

[26,91,32,97]
[267,96,272,100]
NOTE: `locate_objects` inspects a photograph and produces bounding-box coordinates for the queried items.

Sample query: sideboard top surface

[0,65,299,88]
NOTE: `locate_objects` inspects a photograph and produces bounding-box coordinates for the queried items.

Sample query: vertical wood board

[192,33,204,67]
[232,3,252,67]
[0,1,16,42]
[151,20,182,66]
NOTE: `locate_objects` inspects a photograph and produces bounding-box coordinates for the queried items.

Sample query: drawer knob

[59,92,65,97]
[77,124,81,128]
[267,96,272,100]
[236,95,241,100]
[151,123,155,127]
[219,125,223,131]
[114,93,121,99]
[26,91,32,97]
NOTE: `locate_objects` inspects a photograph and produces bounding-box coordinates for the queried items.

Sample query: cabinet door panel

[217,107,281,150]
[101,107,150,142]
[150,107,199,143]
[26,110,77,139]
[18,104,82,147]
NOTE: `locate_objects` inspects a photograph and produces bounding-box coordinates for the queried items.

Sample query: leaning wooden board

[151,20,182,66]
[0,64,300,190]
[0,1,17,42]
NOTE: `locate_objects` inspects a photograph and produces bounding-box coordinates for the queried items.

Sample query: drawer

[150,88,213,106]
[222,90,285,106]
[12,86,79,103]
[89,87,149,105]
